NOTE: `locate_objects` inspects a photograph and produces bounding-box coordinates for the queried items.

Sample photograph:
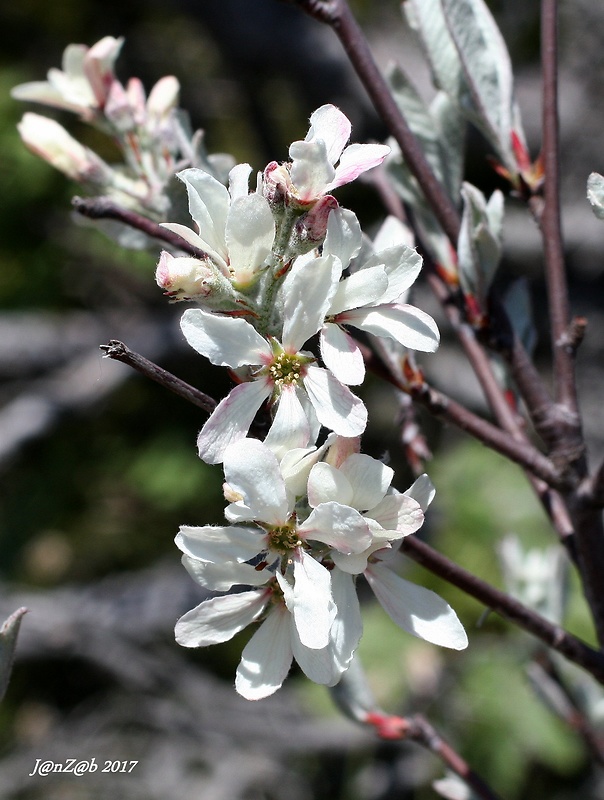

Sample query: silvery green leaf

[386,139,456,271]
[458,182,503,305]
[403,0,470,106]
[386,63,445,183]
[587,172,604,220]
[429,91,466,200]
[441,0,517,171]
[0,608,27,702]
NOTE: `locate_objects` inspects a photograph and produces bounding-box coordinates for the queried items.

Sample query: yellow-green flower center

[267,521,302,555]
[269,352,304,388]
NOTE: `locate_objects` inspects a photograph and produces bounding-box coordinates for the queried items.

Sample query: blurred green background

[1,1,603,798]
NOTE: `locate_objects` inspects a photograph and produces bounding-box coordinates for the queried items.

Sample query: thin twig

[406,715,503,800]
[99,340,217,414]
[72,196,209,260]
[400,536,604,685]
[540,0,579,415]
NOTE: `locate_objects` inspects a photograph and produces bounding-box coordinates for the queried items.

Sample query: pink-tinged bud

[126,78,147,127]
[294,195,338,246]
[155,251,216,301]
[83,36,124,107]
[325,436,361,468]
[104,80,136,132]
[17,113,111,185]
[262,161,290,206]
[147,76,180,119]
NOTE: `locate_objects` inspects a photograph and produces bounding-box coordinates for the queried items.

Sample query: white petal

[328,143,390,190]
[303,365,367,437]
[328,266,388,316]
[176,524,265,563]
[291,628,342,687]
[279,435,335,499]
[332,540,391,575]
[363,245,423,304]
[323,206,362,267]
[307,461,353,507]
[329,568,363,673]
[197,379,271,464]
[320,324,365,386]
[340,453,393,511]
[235,604,293,700]
[300,502,373,555]
[228,162,252,201]
[291,549,336,649]
[177,168,230,260]
[181,554,273,591]
[160,221,221,263]
[175,589,268,647]
[342,304,440,352]
[372,216,415,250]
[365,565,468,650]
[226,194,275,285]
[263,385,312,459]
[289,139,334,202]
[404,473,436,512]
[366,493,424,536]
[223,438,290,525]
[306,104,351,164]
[282,254,341,352]
[180,307,270,367]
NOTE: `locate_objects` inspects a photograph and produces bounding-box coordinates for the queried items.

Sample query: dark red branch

[100,340,217,414]
[400,536,604,685]
[72,196,210,260]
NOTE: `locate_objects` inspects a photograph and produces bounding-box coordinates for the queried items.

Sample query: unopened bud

[156,251,217,301]
[293,195,338,252]
[104,80,136,132]
[17,113,111,185]
[84,36,124,107]
[147,76,180,119]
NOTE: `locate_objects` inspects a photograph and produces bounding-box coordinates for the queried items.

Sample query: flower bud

[83,36,124,108]
[104,80,136,132]
[156,250,236,304]
[292,195,338,254]
[147,76,180,120]
[17,113,111,185]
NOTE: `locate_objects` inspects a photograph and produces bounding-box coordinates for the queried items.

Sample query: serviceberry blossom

[160,165,275,290]
[319,209,440,385]
[180,251,367,464]
[264,104,390,207]
[11,36,123,120]
[175,438,370,698]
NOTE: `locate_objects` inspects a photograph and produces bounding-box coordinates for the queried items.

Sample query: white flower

[306,444,425,575]
[162,166,275,288]
[176,566,361,700]
[174,438,369,699]
[264,104,390,206]
[12,36,123,119]
[180,253,367,464]
[320,209,440,385]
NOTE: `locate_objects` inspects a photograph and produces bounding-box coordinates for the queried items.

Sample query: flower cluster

[13,44,468,700]
[12,37,234,223]
[176,436,467,700]
[158,105,466,698]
